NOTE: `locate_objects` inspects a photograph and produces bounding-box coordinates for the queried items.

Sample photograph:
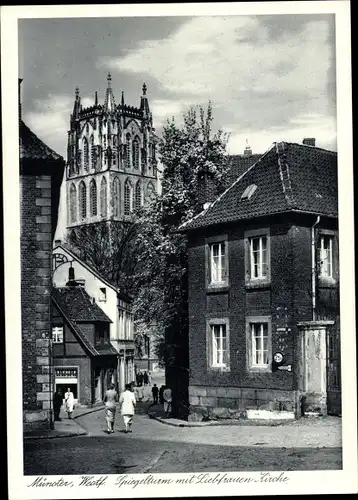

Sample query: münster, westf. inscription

[27,472,289,491]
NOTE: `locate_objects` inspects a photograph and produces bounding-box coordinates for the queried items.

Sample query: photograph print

[3,1,357,499]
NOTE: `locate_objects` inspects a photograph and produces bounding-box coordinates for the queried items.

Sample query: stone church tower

[65,74,158,230]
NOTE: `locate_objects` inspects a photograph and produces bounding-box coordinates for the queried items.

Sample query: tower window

[90,179,97,216]
[83,138,89,172]
[69,183,77,223]
[124,179,133,215]
[90,135,94,169]
[126,134,131,168]
[135,180,142,210]
[132,137,140,169]
[79,181,87,220]
[113,177,121,217]
[100,177,107,218]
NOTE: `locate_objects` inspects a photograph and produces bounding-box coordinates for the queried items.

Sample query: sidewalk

[148,403,341,428]
[23,405,103,440]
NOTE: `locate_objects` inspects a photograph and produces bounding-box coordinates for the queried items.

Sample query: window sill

[245,281,271,290]
[208,366,230,373]
[206,284,230,294]
[318,277,337,288]
[248,365,272,373]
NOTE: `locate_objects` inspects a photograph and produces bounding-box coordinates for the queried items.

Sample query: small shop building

[52,244,135,391]
[51,274,118,405]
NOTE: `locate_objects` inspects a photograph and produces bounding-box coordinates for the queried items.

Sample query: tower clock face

[273,352,284,364]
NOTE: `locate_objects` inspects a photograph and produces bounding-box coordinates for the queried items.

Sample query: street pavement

[23,398,342,475]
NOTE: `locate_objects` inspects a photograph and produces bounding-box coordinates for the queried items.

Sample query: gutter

[311,216,321,321]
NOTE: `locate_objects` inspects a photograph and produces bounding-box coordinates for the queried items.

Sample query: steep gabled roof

[20,120,63,161]
[52,287,117,357]
[181,142,337,231]
[52,286,112,323]
[53,244,132,302]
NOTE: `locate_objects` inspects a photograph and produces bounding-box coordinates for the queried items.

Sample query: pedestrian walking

[159,385,165,405]
[147,371,152,385]
[53,388,63,421]
[103,383,118,434]
[119,383,136,433]
[64,387,75,419]
[138,371,143,387]
[152,384,159,405]
[163,386,172,417]
[143,371,149,386]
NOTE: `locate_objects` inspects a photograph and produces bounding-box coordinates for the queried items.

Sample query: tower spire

[104,73,115,112]
[72,86,81,119]
[121,91,124,106]
[140,82,150,115]
[95,91,98,106]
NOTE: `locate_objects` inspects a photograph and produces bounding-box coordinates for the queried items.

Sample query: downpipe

[311,216,320,321]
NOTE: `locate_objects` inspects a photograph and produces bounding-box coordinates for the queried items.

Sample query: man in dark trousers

[151,384,159,405]
[159,385,165,405]
[53,388,63,421]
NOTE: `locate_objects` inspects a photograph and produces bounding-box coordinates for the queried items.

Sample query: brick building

[181,140,340,421]
[20,80,65,431]
[51,273,118,405]
[52,244,135,392]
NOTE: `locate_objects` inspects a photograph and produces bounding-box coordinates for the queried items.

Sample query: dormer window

[99,287,107,302]
[241,184,257,200]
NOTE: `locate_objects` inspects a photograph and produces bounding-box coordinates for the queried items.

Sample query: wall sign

[55,367,78,378]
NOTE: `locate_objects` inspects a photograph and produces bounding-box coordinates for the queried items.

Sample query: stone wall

[21,175,53,431]
[188,385,297,421]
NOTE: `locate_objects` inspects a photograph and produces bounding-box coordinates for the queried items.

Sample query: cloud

[24,94,72,156]
[101,16,335,153]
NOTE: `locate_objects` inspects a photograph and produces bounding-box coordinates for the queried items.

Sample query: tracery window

[100,177,107,218]
[69,183,77,223]
[79,181,87,220]
[83,138,89,172]
[113,177,121,217]
[135,180,142,209]
[124,179,133,215]
[132,136,140,169]
[90,179,97,216]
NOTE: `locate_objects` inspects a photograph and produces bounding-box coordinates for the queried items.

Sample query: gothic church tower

[66,74,158,229]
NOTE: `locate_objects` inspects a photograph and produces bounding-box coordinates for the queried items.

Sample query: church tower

[66,74,158,229]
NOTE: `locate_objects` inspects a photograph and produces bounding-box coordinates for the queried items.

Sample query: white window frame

[52,326,64,344]
[246,316,272,372]
[206,235,229,289]
[207,318,230,371]
[249,235,268,279]
[245,228,270,286]
[319,234,333,279]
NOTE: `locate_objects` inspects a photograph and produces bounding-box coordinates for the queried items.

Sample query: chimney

[303,138,316,147]
[197,171,217,208]
[244,139,252,156]
[67,265,76,285]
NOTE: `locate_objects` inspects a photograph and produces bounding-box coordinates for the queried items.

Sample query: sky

[18,14,337,159]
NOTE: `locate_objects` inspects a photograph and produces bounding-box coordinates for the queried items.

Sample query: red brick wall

[187,215,339,409]
[21,175,53,430]
[54,357,92,405]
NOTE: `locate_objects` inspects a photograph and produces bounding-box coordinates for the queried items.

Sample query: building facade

[181,140,340,421]
[65,74,158,230]
[52,244,135,392]
[51,280,118,405]
[19,80,65,431]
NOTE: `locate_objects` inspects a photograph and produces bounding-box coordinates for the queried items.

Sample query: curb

[147,405,296,428]
[24,406,105,440]
[24,423,88,440]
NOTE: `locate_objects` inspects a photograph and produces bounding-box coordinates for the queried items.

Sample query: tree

[132,102,230,416]
[65,220,138,296]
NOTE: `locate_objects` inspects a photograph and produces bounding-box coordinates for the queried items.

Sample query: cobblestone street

[24,403,342,475]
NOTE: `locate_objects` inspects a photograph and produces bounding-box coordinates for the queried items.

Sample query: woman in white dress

[64,387,75,419]
[119,383,136,433]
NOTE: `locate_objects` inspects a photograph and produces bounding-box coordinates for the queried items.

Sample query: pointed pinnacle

[142,82,147,96]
